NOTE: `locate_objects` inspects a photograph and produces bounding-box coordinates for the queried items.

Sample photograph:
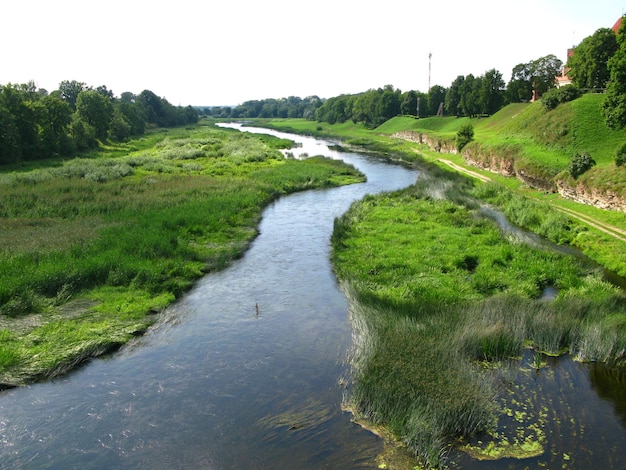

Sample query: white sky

[2,0,624,106]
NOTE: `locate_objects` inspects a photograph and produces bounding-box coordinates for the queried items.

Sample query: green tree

[69,114,96,150]
[379,85,401,121]
[41,95,73,152]
[509,56,562,99]
[460,74,481,117]
[76,89,113,140]
[530,55,562,96]
[506,79,533,102]
[0,103,21,163]
[478,69,505,115]
[58,80,86,110]
[567,28,618,89]
[428,85,447,116]
[352,89,382,127]
[400,90,418,116]
[445,75,465,116]
[603,16,626,129]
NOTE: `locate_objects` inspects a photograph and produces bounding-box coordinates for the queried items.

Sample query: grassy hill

[379,94,626,199]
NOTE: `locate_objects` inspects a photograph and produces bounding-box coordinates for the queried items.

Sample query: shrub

[542,85,582,111]
[456,124,474,152]
[616,142,626,167]
[568,151,596,178]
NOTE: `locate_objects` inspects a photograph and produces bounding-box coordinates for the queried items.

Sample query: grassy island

[332,177,625,468]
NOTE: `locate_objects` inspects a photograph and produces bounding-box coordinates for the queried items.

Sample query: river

[0,125,418,469]
[0,125,624,469]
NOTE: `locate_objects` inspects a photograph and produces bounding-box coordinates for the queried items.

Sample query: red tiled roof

[612,16,623,34]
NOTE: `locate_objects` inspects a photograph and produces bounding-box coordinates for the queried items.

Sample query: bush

[568,151,596,178]
[616,142,626,167]
[542,85,582,111]
[456,124,474,152]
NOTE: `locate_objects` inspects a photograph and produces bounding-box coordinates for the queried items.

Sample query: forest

[0,80,198,164]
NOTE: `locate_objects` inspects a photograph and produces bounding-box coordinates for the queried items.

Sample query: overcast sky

[2,0,624,106]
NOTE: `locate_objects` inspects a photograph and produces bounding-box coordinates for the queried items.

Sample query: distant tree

[400,90,418,116]
[603,16,626,129]
[120,91,137,103]
[530,55,562,96]
[478,69,505,115]
[567,28,618,89]
[445,75,465,116]
[459,74,481,117]
[352,89,382,127]
[69,114,96,150]
[0,103,21,163]
[427,85,447,116]
[506,79,533,102]
[96,85,115,99]
[41,94,73,153]
[138,89,165,125]
[379,85,401,120]
[316,94,352,124]
[509,56,562,99]
[116,100,146,135]
[58,80,86,110]
[76,90,113,140]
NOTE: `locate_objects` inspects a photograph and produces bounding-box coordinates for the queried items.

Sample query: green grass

[262,106,626,277]
[332,179,626,468]
[0,123,365,386]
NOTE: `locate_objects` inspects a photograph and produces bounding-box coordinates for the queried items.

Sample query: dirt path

[437,158,626,244]
[438,158,492,183]
[556,206,626,243]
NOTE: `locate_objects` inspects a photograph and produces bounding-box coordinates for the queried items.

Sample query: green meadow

[0,123,364,386]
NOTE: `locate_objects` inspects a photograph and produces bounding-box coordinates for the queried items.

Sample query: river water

[0,125,624,469]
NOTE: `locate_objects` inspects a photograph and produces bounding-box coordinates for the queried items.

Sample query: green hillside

[380,94,626,192]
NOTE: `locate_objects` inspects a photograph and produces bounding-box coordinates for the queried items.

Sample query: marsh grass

[0,123,365,386]
[332,179,626,468]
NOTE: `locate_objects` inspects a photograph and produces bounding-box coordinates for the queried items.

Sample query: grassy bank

[0,123,365,387]
[258,112,626,277]
[332,177,626,468]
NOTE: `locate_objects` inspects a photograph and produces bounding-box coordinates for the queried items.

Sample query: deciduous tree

[603,16,626,129]
[567,27,618,89]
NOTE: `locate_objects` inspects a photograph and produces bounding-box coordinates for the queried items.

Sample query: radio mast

[428,52,432,92]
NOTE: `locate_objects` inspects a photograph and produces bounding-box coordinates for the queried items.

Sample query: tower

[428,52,432,92]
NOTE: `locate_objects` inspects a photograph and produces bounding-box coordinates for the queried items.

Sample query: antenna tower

[428,52,432,91]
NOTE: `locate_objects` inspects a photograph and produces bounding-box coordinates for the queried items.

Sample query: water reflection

[588,363,626,428]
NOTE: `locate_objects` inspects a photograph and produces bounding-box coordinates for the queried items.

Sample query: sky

[2,0,624,106]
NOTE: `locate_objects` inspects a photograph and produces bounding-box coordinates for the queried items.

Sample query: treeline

[0,80,198,164]
[316,55,567,128]
[198,95,323,120]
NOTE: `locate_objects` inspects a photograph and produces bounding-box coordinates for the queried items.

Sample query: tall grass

[332,178,625,468]
[0,124,365,386]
